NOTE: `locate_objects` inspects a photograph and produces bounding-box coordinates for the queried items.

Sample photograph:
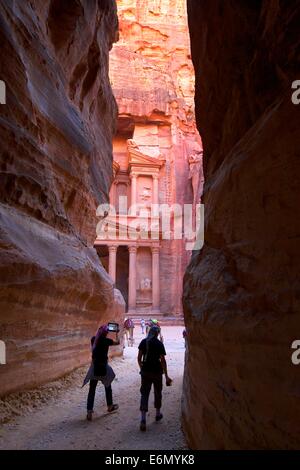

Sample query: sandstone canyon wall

[0,0,125,397]
[183,1,300,448]
[110,0,202,316]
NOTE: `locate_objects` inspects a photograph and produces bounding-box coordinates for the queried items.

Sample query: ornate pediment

[96,214,161,241]
[127,139,165,173]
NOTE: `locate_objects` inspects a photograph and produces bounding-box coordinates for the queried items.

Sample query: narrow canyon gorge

[0,0,299,452]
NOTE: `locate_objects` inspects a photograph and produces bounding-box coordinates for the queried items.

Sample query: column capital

[151,246,160,254]
[129,173,137,179]
[152,174,159,180]
[128,245,137,254]
[108,245,118,253]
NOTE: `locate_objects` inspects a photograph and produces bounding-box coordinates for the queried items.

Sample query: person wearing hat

[83,324,120,421]
[150,318,164,343]
[137,325,172,431]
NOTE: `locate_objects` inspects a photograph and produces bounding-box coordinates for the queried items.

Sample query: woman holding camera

[84,324,120,421]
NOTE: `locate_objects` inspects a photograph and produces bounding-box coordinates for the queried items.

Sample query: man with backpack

[137,325,172,431]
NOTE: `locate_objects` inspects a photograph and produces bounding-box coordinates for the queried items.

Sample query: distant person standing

[145,319,151,336]
[140,318,146,335]
[183,328,187,347]
[124,317,135,347]
[124,317,129,346]
[137,326,172,431]
[129,318,135,346]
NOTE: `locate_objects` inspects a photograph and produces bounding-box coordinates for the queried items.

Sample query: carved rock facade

[100,0,203,317]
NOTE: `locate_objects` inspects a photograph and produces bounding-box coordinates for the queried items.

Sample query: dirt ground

[0,326,187,450]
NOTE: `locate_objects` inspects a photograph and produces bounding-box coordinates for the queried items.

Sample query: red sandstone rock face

[0,0,125,396]
[183,0,300,449]
[111,0,196,118]
[111,0,202,316]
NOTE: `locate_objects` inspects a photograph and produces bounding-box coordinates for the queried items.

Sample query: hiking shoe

[108,404,119,412]
[87,411,93,421]
[155,413,163,422]
[140,419,146,431]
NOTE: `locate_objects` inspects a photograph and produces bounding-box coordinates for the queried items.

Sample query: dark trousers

[140,371,163,412]
[87,380,113,411]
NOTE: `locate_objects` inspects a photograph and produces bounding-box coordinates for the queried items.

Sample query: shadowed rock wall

[0,0,125,396]
[183,0,300,449]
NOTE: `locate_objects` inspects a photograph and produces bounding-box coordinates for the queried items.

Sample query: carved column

[130,174,137,215]
[109,181,117,209]
[108,245,118,283]
[153,175,159,206]
[128,245,137,313]
[111,160,120,210]
[151,246,160,312]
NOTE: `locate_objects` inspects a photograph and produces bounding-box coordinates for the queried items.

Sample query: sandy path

[0,326,186,450]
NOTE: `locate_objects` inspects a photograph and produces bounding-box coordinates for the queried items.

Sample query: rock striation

[0,0,124,397]
[183,0,300,449]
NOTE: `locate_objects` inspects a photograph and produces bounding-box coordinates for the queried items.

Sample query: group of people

[83,321,172,431]
[123,317,164,348]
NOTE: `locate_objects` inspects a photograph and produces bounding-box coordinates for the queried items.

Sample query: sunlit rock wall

[183,0,300,449]
[111,0,203,316]
[0,0,125,397]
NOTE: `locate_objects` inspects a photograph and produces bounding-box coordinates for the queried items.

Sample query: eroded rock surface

[183,0,300,449]
[0,0,124,396]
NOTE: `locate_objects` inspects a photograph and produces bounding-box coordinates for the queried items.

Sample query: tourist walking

[145,319,151,336]
[140,318,146,335]
[183,328,187,347]
[83,325,120,421]
[137,325,172,431]
[124,317,135,346]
